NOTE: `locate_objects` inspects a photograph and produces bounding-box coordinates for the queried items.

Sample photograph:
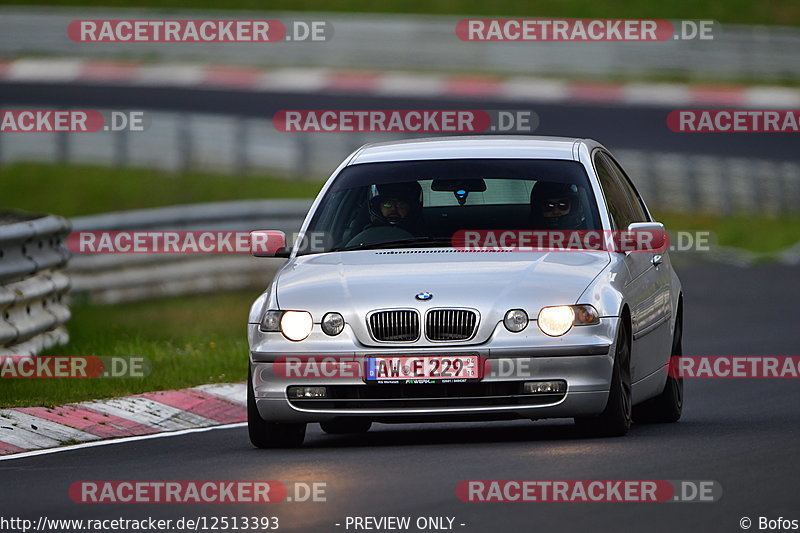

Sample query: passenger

[530,182,588,230]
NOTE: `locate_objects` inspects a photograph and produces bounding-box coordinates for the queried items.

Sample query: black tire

[574,319,632,437]
[320,419,372,434]
[247,367,306,448]
[633,306,684,424]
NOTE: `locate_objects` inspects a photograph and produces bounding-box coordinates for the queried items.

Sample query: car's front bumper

[249,318,619,423]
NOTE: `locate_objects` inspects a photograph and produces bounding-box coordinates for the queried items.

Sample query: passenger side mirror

[619,222,668,253]
[250,230,288,257]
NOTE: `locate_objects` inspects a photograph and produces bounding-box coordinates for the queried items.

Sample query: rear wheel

[633,305,684,423]
[575,319,632,437]
[248,367,306,448]
[320,419,372,434]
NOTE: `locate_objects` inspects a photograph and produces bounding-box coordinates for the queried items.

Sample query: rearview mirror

[430,178,487,192]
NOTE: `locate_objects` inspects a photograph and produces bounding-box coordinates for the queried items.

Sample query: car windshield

[300,158,602,254]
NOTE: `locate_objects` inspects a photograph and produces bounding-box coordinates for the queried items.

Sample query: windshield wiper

[334,236,453,252]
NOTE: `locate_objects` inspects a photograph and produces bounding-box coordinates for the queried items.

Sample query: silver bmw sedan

[247,136,684,447]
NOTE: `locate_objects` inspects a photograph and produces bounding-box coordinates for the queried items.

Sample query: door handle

[652,254,663,266]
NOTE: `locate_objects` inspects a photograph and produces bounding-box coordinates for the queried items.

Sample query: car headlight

[503,309,529,332]
[321,312,345,336]
[537,304,600,336]
[259,310,314,341]
[280,311,313,341]
[537,306,575,337]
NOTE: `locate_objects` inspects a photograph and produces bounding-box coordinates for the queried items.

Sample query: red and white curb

[1,57,799,108]
[0,383,245,456]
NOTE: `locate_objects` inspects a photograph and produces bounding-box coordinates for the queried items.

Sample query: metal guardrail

[0,212,71,356]
[68,200,310,303]
[1,8,799,81]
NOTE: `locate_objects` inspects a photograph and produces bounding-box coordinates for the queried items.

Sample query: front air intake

[425,309,479,341]
[368,310,420,342]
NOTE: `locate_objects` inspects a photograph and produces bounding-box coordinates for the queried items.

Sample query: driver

[367,182,423,232]
[530,182,587,230]
[342,181,423,248]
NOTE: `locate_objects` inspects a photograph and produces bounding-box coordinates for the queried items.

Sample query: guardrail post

[295,132,310,178]
[113,126,129,167]
[234,116,249,175]
[687,155,702,212]
[295,133,311,179]
[177,112,192,172]
[55,130,69,164]
[779,162,798,215]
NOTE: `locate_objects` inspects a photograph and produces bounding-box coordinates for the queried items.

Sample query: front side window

[602,153,649,223]
[594,152,638,230]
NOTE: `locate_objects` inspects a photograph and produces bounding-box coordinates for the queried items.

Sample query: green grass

[0,163,323,218]
[0,290,255,408]
[655,212,800,255]
[5,0,799,26]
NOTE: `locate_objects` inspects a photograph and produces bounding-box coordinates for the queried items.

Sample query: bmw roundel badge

[415,292,433,301]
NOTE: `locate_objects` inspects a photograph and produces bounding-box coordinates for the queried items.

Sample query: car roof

[349,135,596,165]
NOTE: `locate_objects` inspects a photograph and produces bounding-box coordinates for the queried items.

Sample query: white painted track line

[0,423,246,462]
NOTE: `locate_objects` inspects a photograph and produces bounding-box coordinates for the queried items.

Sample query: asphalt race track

[2,263,798,533]
[0,81,798,162]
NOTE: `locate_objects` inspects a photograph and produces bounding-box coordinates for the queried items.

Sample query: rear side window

[594,152,638,230]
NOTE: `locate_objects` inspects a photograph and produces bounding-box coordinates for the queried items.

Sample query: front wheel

[574,320,632,437]
[633,306,684,423]
[248,367,306,448]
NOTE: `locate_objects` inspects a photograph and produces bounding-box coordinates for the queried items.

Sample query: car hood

[276,249,610,345]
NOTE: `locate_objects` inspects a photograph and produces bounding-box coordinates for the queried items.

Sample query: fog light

[321,312,345,336]
[503,309,529,332]
[288,386,328,399]
[523,381,567,394]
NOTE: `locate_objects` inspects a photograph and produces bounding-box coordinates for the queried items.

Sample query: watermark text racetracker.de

[68,19,332,42]
[0,110,147,133]
[670,356,800,378]
[0,356,150,378]
[69,480,327,503]
[457,480,721,502]
[451,229,712,253]
[668,110,800,132]
[272,110,539,133]
[456,19,717,41]
[67,230,288,254]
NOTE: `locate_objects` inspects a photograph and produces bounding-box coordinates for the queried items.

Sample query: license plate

[365,355,481,383]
